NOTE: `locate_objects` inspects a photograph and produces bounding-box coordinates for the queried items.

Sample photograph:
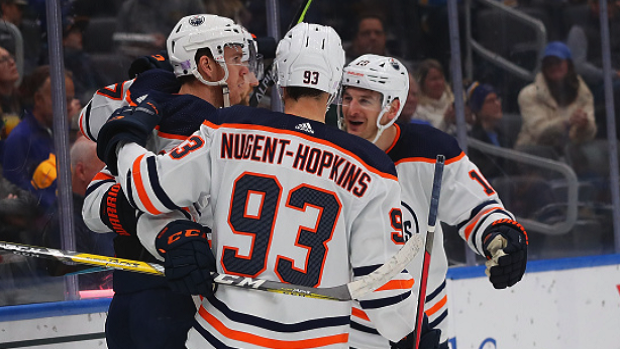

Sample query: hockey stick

[0,234,422,301]
[248,0,314,107]
[414,155,445,349]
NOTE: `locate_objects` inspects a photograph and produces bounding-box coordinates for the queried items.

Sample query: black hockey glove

[96,97,161,175]
[155,220,218,297]
[100,183,138,237]
[482,219,528,289]
[389,315,442,349]
[127,50,173,78]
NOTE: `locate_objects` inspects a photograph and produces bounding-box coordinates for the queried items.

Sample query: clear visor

[234,40,264,84]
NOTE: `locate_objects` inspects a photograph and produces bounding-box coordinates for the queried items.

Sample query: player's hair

[284,86,325,101]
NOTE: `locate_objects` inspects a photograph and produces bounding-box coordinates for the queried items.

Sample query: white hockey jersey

[115,99,417,349]
[82,70,205,237]
[349,123,518,348]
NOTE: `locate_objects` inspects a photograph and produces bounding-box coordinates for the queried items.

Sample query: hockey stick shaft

[414,155,445,349]
[249,0,314,107]
[0,238,421,302]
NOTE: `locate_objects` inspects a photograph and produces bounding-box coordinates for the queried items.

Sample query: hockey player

[339,54,528,349]
[80,15,260,349]
[94,23,439,349]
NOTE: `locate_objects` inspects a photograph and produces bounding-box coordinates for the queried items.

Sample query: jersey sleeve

[349,175,416,342]
[439,153,516,255]
[116,125,213,217]
[78,80,135,142]
[78,70,181,142]
[82,167,117,233]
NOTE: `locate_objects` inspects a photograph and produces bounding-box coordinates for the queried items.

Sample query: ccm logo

[213,274,266,289]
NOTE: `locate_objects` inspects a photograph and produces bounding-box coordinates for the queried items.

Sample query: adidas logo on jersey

[295,122,314,134]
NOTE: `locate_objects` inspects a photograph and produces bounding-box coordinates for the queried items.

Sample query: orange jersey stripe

[351,307,370,322]
[92,171,114,182]
[375,278,415,292]
[395,151,465,166]
[126,88,137,106]
[154,126,192,140]
[198,306,349,348]
[201,119,399,182]
[78,111,88,140]
[425,295,447,317]
[132,154,163,215]
[385,124,402,154]
[463,207,502,240]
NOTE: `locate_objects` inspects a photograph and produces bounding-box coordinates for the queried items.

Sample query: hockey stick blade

[0,238,422,301]
[249,0,314,107]
[414,154,445,349]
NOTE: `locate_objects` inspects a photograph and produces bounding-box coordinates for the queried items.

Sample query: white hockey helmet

[275,22,345,105]
[167,14,245,94]
[340,54,409,143]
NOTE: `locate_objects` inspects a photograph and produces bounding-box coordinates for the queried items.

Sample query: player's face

[341,87,383,141]
[223,45,254,106]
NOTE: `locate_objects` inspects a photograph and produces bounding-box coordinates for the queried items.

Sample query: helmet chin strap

[371,104,392,144]
[192,63,231,107]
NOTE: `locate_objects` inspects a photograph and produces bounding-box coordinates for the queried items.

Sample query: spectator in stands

[114,0,205,59]
[61,16,105,105]
[203,0,251,27]
[397,71,423,124]
[467,81,512,179]
[44,136,113,290]
[2,65,77,210]
[0,176,38,245]
[516,42,596,155]
[0,45,21,164]
[566,0,620,138]
[0,0,41,75]
[346,14,387,62]
[566,0,620,88]
[415,58,475,133]
[0,176,52,306]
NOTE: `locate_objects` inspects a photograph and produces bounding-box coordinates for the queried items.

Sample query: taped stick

[414,155,445,349]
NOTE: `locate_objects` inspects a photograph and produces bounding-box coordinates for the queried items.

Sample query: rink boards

[0,254,619,348]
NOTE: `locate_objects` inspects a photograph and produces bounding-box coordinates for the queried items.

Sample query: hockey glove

[155,220,217,297]
[389,315,442,349]
[482,219,528,289]
[100,183,138,237]
[96,97,161,175]
[127,50,173,78]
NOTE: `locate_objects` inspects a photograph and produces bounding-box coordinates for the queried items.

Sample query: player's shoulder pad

[215,106,398,177]
[148,90,218,137]
[389,123,463,163]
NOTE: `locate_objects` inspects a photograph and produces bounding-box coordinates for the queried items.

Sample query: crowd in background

[0,0,618,305]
